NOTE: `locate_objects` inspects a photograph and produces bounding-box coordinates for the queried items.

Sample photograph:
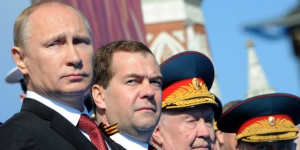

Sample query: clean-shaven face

[23,3,93,106]
[102,51,162,140]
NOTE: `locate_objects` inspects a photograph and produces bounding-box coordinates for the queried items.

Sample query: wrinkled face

[102,51,162,140]
[157,106,215,150]
[223,133,237,150]
[19,4,93,106]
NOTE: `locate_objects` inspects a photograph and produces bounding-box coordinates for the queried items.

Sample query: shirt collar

[110,132,148,150]
[26,91,88,126]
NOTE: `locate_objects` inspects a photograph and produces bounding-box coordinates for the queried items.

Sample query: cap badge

[162,78,216,109]
[268,116,275,126]
[192,78,201,90]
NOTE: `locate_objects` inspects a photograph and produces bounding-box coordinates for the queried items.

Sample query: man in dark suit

[0,1,107,150]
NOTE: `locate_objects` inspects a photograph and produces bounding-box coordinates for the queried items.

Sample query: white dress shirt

[110,132,148,150]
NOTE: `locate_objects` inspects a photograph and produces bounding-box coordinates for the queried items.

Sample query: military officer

[151,51,222,150]
[217,93,300,150]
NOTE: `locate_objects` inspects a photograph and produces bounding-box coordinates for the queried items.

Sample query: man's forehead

[34,2,73,13]
[29,2,79,23]
[111,51,160,73]
[27,4,89,39]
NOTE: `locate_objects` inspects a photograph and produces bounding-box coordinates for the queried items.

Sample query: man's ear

[150,125,163,149]
[11,46,28,75]
[91,84,107,110]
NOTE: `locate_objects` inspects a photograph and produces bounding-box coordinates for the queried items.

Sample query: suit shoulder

[2,111,46,129]
[0,112,36,149]
[0,112,51,149]
[0,111,77,149]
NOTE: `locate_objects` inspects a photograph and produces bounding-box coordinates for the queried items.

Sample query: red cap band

[162,78,205,101]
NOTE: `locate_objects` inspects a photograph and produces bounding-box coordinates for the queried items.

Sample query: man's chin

[60,85,89,95]
[135,121,157,132]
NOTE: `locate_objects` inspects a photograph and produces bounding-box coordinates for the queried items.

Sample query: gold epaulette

[237,115,298,142]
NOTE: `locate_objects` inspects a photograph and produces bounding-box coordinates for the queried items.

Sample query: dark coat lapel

[21,98,97,150]
[98,124,156,150]
[148,144,157,150]
[98,125,126,150]
[50,113,96,150]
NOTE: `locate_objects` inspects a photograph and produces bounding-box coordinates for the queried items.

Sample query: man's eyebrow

[124,73,162,79]
[44,33,91,42]
[72,35,92,44]
[124,73,144,79]
[44,33,66,42]
[150,76,163,81]
[73,34,91,42]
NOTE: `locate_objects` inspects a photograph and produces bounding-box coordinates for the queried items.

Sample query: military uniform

[217,93,300,150]
[160,51,222,116]
[151,51,223,150]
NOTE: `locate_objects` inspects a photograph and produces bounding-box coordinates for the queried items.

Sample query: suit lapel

[99,125,126,150]
[50,114,96,150]
[21,98,97,150]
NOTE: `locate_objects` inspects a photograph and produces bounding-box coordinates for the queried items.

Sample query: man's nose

[196,120,211,138]
[141,80,155,99]
[66,43,82,69]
